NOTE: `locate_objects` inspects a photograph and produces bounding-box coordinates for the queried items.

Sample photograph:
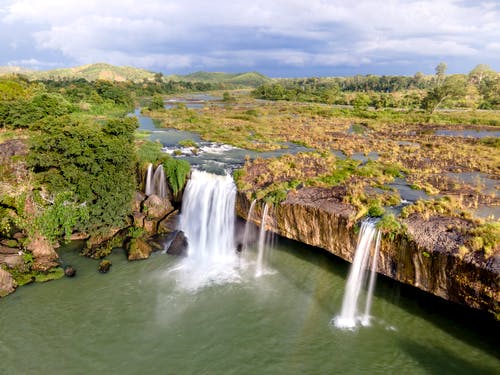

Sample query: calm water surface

[1,239,498,374]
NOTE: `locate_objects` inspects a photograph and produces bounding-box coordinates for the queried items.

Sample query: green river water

[1,238,499,374]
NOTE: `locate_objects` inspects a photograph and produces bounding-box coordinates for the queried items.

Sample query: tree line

[252,64,500,111]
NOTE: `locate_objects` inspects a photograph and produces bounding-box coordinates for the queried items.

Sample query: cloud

[1,0,499,74]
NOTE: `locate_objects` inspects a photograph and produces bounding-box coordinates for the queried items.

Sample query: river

[1,98,498,374]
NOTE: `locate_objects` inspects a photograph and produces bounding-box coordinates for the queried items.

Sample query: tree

[148,94,165,111]
[468,64,495,85]
[422,75,467,113]
[435,62,447,87]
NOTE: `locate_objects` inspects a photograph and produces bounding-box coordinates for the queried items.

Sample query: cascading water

[255,203,274,277]
[153,165,167,198]
[333,219,381,329]
[145,163,154,196]
[172,170,240,290]
[180,170,236,261]
[145,163,168,198]
[242,199,257,251]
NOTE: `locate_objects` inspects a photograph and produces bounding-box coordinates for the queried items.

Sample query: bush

[163,158,191,196]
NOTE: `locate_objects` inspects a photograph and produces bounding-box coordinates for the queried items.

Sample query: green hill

[0,63,271,86]
[28,63,156,82]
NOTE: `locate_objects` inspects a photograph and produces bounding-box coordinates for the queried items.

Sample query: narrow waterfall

[145,163,168,198]
[145,163,154,196]
[242,199,257,251]
[180,170,236,262]
[153,165,167,198]
[333,220,381,329]
[255,203,273,277]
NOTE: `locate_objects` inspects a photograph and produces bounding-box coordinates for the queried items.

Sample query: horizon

[1,1,499,77]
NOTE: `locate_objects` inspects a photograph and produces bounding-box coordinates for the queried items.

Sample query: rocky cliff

[236,187,499,318]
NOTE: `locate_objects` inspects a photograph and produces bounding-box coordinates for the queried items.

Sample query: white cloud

[1,0,499,73]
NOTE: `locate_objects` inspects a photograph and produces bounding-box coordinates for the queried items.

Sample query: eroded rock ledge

[236,187,499,317]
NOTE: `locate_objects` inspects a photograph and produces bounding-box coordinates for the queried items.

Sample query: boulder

[26,233,58,261]
[142,194,174,219]
[64,265,76,277]
[166,231,188,256]
[98,260,112,273]
[0,268,17,297]
[143,218,159,235]
[127,238,153,261]
[158,210,179,234]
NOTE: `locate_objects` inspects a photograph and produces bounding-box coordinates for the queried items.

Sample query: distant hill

[167,71,271,87]
[0,63,271,87]
[27,63,156,82]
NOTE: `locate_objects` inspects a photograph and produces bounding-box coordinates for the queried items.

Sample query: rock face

[0,268,17,297]
[127,238,153,260]
[236,188,499,317]
[143,195,174,219]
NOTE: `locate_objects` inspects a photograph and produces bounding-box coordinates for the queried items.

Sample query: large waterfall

[333,219,381,329]
[180,170,236,260]
[174,170,239,290]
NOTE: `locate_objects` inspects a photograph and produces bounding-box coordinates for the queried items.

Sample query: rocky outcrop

[0,268,17,297]
[165,230,188,256]
[236,188,499,317]
[127,238,153,260]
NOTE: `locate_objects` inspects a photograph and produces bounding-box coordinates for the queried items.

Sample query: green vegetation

[163,158,191,196]
[28,116,138,234]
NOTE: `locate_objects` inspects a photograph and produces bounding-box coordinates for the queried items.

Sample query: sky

[0,0,499,77]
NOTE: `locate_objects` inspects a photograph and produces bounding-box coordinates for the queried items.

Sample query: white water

[145,163,154,196]
[176,170,240,290]
[334,220,381,329]
[242,199,256,251]
[255,203,274,277]
[153,165,167,198]
[145,163,168,198]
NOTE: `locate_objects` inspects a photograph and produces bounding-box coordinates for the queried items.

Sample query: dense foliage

[28,116,138,234]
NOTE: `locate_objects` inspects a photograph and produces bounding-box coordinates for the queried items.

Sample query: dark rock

[158,210,179,234]
[98,260,112,273]
[64,265,76,277]
[166,231,188,256]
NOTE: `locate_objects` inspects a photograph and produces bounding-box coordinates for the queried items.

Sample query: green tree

[422,75,467,113]
[149,94,165,111]
[28,116,138,234]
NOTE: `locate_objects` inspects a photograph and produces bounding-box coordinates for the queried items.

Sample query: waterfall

[145,163,168,198]
[242,199,256,251]
[153,165,167,198]
[333,219,381,329]
[180,170,236,261]
[145,163,154,196]
[255,203,273,277]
